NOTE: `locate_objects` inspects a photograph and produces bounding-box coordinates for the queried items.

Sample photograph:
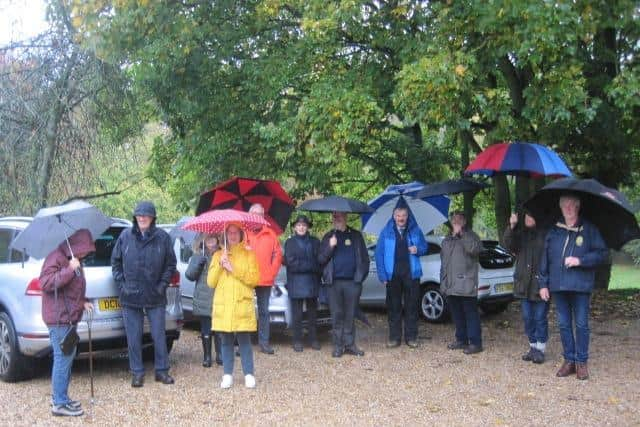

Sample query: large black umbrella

[416,178,490,198]
[523,178,640,250]
[297,195,374,213]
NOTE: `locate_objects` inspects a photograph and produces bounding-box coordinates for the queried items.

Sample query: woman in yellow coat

[208,223,259,389]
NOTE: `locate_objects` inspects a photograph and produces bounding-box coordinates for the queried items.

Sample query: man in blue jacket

[375,206,428,348]
[538,194,608,380]
[111,201,177,387]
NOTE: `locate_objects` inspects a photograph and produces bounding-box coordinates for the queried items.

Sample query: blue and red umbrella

[464,142,572,178]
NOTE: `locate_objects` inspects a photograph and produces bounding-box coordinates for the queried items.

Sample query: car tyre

[420,284,448,323]
[0,312,33,382]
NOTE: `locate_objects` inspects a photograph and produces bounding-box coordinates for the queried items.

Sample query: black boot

[202,335,212,368]
[213,333,223,366]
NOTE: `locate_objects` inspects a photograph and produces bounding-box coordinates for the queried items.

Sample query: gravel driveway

[1,297,638,426]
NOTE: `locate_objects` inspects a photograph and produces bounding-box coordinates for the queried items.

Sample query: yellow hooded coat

[207,242,260,332]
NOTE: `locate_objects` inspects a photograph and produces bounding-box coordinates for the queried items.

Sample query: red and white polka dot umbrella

[181,209,269,234]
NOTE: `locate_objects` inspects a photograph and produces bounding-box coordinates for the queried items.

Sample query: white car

[360,235,515,322]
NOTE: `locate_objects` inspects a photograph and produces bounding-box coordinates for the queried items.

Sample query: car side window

[180,241,193,263]
[0,228,13,263]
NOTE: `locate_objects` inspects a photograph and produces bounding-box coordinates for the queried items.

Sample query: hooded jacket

[538,217,608,293]
[207,239,260,332]
[185,252,215,317]
[439,229,482,297]
[40,229,95,326]
[246,226,282,286]
[110,217,177,308]
[374,215,428,282]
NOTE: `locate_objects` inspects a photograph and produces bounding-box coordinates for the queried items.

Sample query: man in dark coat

[375,206,428,349]
[440,212,483,355]
[539,194,608,380]
[319,211,369,358]
[504,210,548,364]
[111,201,177,387]
[283,214,322,352]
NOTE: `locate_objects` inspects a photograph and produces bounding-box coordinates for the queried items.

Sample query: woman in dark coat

[185,233,221,367]
[284,215,322,352]
[504,211,548,364]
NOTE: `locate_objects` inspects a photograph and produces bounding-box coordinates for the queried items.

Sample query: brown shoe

[556,360,576,377]
[576,362,589,380]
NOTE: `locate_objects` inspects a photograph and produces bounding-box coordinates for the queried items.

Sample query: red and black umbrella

[195,177,294,235]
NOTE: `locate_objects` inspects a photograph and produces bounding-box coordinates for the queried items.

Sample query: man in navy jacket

[538,194,608,380]
[375,206,428,348]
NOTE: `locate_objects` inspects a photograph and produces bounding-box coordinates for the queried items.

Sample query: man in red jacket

[246,203,283,354]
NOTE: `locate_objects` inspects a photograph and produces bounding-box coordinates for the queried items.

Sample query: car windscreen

[82,226,125,267]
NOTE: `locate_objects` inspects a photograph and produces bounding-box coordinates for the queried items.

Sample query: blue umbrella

[361,182,450,236]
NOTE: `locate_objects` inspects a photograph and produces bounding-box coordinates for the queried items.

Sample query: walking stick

[88,309,94,415]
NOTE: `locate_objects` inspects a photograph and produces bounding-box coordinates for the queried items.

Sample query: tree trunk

[460,131,474,228]
[494,175,510,244]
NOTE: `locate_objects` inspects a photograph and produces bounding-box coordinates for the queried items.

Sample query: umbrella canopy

[195,177,294,235]
[416,178,490,198]
[297,195,374,213]
[523,178,640,250]
[10,200,112,259]
[361,182,450,236]
[182,209,269,235]
[464,141,572,178]
[169,216,197,246]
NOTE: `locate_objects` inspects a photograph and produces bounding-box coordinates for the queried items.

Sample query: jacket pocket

[122,280,142,296]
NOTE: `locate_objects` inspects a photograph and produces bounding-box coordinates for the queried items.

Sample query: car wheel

[0,312,32,382]
[420,284,448,323]
[480,301,511,316]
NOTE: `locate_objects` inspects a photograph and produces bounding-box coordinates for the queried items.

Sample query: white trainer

[244,374,256,389]
[220,374,233,389]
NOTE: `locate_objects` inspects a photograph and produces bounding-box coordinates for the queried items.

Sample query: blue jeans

[553,291,591,363]
[49,325,77,405]
[255,287,271,346]
[447,296,482,346]
[122,306,169,375]
[520,299,550,344]
[220,332,254,375]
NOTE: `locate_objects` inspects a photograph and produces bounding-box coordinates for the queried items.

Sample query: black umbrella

[416,178,490,198]
[297,195,374,213]
[523,178,640,250]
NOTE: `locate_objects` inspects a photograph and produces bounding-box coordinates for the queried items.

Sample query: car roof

[0,216,132,230]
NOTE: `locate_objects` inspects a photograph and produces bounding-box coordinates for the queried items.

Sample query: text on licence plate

[495,283,514,293]
[99,298,121,311]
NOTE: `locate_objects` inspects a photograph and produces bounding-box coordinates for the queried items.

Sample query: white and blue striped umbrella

[361,182,450,236]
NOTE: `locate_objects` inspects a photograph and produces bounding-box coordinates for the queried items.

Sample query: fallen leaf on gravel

[426,404,441,413]
[479,399,495,406]
[608,397,620,405]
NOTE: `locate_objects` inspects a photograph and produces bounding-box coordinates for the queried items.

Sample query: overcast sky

[0,0,48,47]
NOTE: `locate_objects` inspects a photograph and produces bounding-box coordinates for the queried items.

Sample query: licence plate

[98,297,121,311]
[495,283,514,293]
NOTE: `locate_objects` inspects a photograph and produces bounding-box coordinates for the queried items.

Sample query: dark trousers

[199,315,221,356]
[329,280,361,349]
[290,298,318,344]
[122,306,169,375]
[447,296,482,347]
[255,287,271,346]
[386,273,420,342]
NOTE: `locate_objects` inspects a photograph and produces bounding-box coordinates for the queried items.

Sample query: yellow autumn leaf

[71,15,83,28]
[455,64,467,77]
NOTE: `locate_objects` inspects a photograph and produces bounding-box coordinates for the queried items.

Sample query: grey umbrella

[297,195,374,213]
[415,178,490,198]
[10,200,113,259]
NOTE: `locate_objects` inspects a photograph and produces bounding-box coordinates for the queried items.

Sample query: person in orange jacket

[246,203,283,354]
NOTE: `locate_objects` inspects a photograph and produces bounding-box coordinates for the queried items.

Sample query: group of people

[40,192,608,416]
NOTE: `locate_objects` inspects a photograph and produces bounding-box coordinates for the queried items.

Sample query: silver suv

[0,217,183,382]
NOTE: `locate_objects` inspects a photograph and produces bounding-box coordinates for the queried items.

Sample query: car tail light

[25,278,43,296]
[478,285,490,292]
[169,271,180,287]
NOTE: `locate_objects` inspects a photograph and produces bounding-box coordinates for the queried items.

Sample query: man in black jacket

[111,201,177,387]
[319,211,369,358]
